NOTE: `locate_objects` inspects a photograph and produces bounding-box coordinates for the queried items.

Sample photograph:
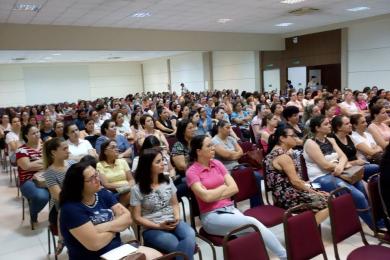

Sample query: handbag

[339,165,364,184]
[238,148,264,169]
[369,152,383,165]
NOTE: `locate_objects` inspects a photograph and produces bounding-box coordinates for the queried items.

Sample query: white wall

[348,16,390,90]
[170,52,205,93]
[212,51,257,92]
[142,58,169,92]
[0,62,143,106]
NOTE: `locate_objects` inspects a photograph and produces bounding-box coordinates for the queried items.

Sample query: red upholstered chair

[328,187,390,260]
[165,136,178,153]
[47,223,59,260]
[283,204,327,260]
[154,251,189,260]
[367,174,390,243]
[188,191,218,260]
[222,224,269,260]
[231,164,285,228]
[231,126,243,140]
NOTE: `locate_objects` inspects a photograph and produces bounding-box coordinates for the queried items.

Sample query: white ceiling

[0,50,189,64]
[0,0,389,34]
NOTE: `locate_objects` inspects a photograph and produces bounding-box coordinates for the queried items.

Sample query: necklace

[82,193,98,208]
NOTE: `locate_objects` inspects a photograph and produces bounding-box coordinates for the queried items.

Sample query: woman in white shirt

[64,123,97,161]
[350,114,382,162]
[340,90,361,116]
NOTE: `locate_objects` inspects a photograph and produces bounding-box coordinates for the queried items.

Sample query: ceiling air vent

[12,57,27,61]
[107,56,121,60]
[288,7,320,16]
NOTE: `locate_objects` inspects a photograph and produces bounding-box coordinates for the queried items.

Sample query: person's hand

[355,159,366,166]
[159,221,176,230]
[333,164,344,176]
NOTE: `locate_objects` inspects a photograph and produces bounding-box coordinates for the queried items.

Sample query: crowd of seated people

[1,85,390,259]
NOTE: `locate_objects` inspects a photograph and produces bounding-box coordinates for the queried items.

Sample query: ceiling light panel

[13,3,41,12]
[280,0,305,4]
[347,6,370,12]
[131,12,151,18]
[275,22,293,27]
[217,18,232,23]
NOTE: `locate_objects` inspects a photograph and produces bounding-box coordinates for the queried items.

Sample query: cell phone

[311,182,321,189]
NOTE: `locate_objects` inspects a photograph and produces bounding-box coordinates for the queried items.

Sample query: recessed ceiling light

[217,18,232,24]
[12,57,27,61]
[131,12,151,18]
[275,22,294,27]
[44,57,53,60]
[347,6,370,12]
[52,53,61,56]
[107,57,121,60]
[281,0,305,4]
[13,3,41,12]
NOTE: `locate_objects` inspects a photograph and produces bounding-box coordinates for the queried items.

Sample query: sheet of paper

[101,244,138,260]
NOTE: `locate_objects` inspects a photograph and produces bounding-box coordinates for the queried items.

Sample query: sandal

[55,239,65,255]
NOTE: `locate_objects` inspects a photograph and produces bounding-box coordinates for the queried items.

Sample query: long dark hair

[43,137,63,169]
[267,125,291,154]
[309,115,326,134]
[189,134,208,163]
[59,161,91,207]
[99,140,116,162]
[21,124,35,143]
[176,119,192,146]
[141,135,161,150]
[135,147,168,194]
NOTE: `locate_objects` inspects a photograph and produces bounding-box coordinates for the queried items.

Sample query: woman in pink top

[259,113,278,153]
[368,104,390,149]
[186,135,287,259]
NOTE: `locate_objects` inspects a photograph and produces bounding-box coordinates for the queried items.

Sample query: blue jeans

[363,163,380,181]
[250,171,263,207]
[201,205,287,259]
[20,180,49,222]
[313,174,373,228]
[143,221,195,260]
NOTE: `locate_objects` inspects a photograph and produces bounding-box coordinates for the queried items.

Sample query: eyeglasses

[84,171,100,183]
[106,145,118,151]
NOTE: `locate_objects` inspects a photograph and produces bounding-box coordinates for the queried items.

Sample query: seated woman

[97,140,135,207]
[259,114,278,153]
[113,111,134,141]
[197,107,212,136]
[43,137,73,255]
[210,106,239,139]
[211,120,243,172]
[130,148,196,259]
[59,160,161,260]
[53,121,65,141]
[332,115,380,181]
[6,116,23,164]
[189,110,203,136]
[136,114,169,149]
[303,115,374,228]
[187,135,287,259]
[65,123,97,161]
[230,102,252,139]
[79,118,99,139]
[95,120,133,162]
[171,119,195,199]
[251,103,271,144]
[368,104,390,149]
[265,126,329,224]
[130,111,143,136]
[350,114,383,163]
[155,106,176,136]
[40,116,55,141]
[270,103,284,122]
[132,135,175,179]
[16,124,49,227]
[283,106,305,144]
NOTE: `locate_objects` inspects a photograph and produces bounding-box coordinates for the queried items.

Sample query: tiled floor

[0,165,388,260]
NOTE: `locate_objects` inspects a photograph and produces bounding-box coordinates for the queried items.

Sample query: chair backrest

[223,224,269,260]
[238,141,255,153]
[284,205,327,260]
[154,251,189,260]
[299,154,309,182]
[249,124,257,144]
[166,136,178,152]
[328,187,363,244]
[232,126,243,140]
[378,173,390,224]
[367,174,387,233]
[231,164,263,204]
[188,190,201,231]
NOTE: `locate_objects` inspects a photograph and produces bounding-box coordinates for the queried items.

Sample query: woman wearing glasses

[130,147,196,260]
[97,140,134,207]
[265,126,329,224]
[59,160,161,260]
